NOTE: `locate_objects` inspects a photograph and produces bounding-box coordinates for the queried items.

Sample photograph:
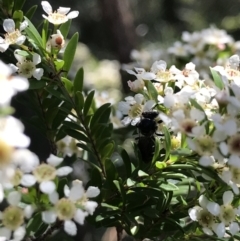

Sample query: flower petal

[33,68,44,80]
[3,19,15,33]
[223,190,233,205]
[47,154,63,167]
[40,181,56,194]
[13,226,26,241]
[86,186,100,198]
[207,201,220,216]
[64,220,77,236]
[56,166,73,176]
[229,222,239,235]
[42,210,57,224]
[7,191,21,206]
[67,11,79,19]
[41,1,53,14]
[74,209,88,225]
[21,174,36,187]
[32,53,41,65]
[19,20,28,31]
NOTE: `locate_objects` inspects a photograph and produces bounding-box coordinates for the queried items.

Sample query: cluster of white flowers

[118,53,240,238]
[168,27,240,77]
[189,191,240,237]
[0,2,100,240]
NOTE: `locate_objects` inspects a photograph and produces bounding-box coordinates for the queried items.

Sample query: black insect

[136,111,162,163]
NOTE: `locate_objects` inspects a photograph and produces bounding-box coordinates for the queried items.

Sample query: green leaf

[26,213,43,234]
[160,182,179,191]
[76,142,93,153]
[64,128,89,143]
[59,19,72,39]
[100,142,115,160]
[24,17,44,50]
[176,195,187,206]
[54,59,65,71]
[63,32,79,75]
[163,126,171,161]
[126,178,136,187]
[41,19,49,48]
[28,80,46,89]
[88,166,102,188]
[190,98,206,114]
[120,147,132,178]
[75,91,84,111]
[138,170,149,177]
[101,203,119,210]
[62,121,84,132]
[45,86,70,103]
[73,67,84,93]
[130,225,139,236]
[55,125,67,142]
[210,67,224,90]
[146,80,158,101]
[25,5,38,20]
[83,90,95,116]
[14,0,26,11]
[90,103,111,128]
[61,77,73,95]
[105,158,118,181]
[152,137,161,163]
[113,180,126,202]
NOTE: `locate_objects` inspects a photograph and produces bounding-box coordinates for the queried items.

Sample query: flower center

[198,209,214,228]
[5,30,21,44]
[2,206,24,230]
[228,134,240,155]
[219,205,235,225]
[33,164,56,182]
[10,169,23,186]
[17,61,36,78]
[55,198,76,220]
[196,135,215,155]
[48,12,68,25]
[128,103,143,118]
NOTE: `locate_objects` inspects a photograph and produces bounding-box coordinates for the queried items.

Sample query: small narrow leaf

[160,182,179,191]
[138,170,149,177]
[61,77,73,95]
[63,32,79,75]
[24,17,44,49]
[59,20,71,39]
[83,90,95,116]
[73,67,84,93]
[25,5,38,20]
[64,128,89,143]
[146,80,158,101]
[210,67,224,90]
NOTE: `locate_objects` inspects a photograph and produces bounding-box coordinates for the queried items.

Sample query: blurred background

[24,0,240,94]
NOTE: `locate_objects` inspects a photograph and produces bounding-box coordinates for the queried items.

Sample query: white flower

[42,180,98,236]
[0,61,28,106]
[0,19,28,52]
[207,191,240,237]
[188,195,216,235]
[0,206,25,241]
[46,29,65,51]
[12,50,44,80]
[118,94,155,126]
[41,1,79,25]
[20,154,72,194]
